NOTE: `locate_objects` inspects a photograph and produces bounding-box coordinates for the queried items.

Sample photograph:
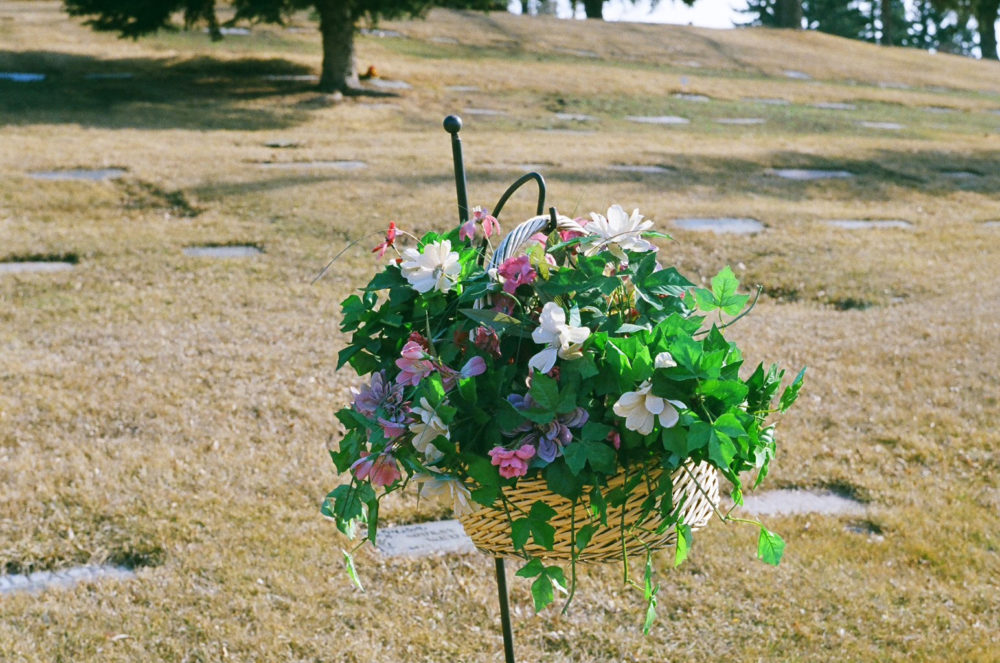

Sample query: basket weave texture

[459,461,719,562]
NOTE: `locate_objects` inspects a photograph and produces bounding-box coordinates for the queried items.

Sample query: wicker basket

[459,460,719,562]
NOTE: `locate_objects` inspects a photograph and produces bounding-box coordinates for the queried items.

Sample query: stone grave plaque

[374,520,477,557]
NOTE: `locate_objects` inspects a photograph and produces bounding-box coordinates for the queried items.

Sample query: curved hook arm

[491,172,546,220]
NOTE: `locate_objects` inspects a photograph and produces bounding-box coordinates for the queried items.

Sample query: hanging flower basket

[460,459,718,562]
[322,118,805,628]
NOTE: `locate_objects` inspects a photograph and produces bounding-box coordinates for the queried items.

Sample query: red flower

[372,221,398,258]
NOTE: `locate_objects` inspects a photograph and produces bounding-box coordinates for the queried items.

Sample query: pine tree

[63,0,499,93]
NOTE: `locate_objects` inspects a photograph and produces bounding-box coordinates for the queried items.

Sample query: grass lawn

[1,2,999,660]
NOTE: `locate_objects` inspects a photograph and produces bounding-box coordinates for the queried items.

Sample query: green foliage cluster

[322,207,804,628]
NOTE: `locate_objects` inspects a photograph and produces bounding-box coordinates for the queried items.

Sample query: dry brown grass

[2,2,999,661]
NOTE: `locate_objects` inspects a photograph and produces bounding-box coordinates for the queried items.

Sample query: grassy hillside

[1,2,999,660]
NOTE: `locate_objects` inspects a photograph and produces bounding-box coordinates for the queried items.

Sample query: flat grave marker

[858,121,904,130]
[812,102,856,111]
[672,93,710,102]
[554,112,595,122]
[715,117,766,125]
[672,217,764,234]
[625,115,690,125]
[824,219,912,230]
[769,168,854,180]
[0,261,76,274]
[183,245,263,258]
[0,565,136,595]
[608,164,673,174]
[783,70,812,80]
[374,520,477,557]
[257,160,366,171]
[741,489,866,517]
[28,168,126,181]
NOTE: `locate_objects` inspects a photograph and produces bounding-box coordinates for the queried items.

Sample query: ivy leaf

[576,523,595,552]
[564,440,617,475]
[531,575,555,612]
[712,266,750,315]
[779,367,807,413]
[757,527,786,566]
[674,523,692,567]
[528,501,557,550]
[529,373,559,412]
[511,518,532,550]
[342,550,365,592]
[515,558,545,579]
[545,460,583,499]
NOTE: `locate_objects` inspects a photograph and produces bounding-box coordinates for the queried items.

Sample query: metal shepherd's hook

[443,114,518,663]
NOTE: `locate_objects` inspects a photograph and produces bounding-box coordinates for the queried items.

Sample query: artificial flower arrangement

[323,203,804,630]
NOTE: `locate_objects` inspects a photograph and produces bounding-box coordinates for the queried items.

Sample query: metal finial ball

[443,115,463,134]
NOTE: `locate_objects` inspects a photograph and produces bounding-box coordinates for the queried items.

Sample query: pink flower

[459,356,486,378]
[459,207,501,242]
[488,444,536,479]
[472,326,501,357]
[395,341,435,386]
[497,255,537,295]
[473,207,500,238]
[377,411,411,439]
[459,218,476,242]
[351,452,401,487]
[607,430,621,450]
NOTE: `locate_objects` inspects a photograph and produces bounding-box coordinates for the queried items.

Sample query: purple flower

[503,393,589,463]
[352,371,403,417]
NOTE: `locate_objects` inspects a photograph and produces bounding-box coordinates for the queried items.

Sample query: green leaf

[458,376,478,404]
[779,367,807,413]
[674,523,692,567]
[460,308,524,334]
[563,442,588,475]
[707,429,737,469]
[531,575,555,612]
[515,558,545,579]
[545,460,583,499]
[643,595,658,635]
[698,379,749,406]
[528,501,557,550]
[711,266,750,316]
[757,527,786,566]
[466,456,500,487]
[576,523,595,552]
[529,373,561,412]
[511,518,532,550]
[563,440,617,475]
[589,485,608,525]
[470,485,499,507]
[694,287,718,313]
[342,550,365,592]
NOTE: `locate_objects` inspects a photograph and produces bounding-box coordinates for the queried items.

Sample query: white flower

[586,205,656,260]
[612,380,685,436]
[528,302,591,374]
[399,240,461,294]
[409,398,449,462]
[654,351,676,369]
[416,473,474,516]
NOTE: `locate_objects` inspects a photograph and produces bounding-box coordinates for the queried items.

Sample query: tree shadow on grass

[0,51,323,131]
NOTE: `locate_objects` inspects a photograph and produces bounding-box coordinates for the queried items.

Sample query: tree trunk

[976,0,1000,59]
[776,0,802,28]
[582,0,603,19]
[880,0,893,45]
[316,0,359,93]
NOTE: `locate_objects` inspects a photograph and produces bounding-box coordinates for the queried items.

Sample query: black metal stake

[444,115,518,663]
[444,115,470,225]
[495,557,516,663]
